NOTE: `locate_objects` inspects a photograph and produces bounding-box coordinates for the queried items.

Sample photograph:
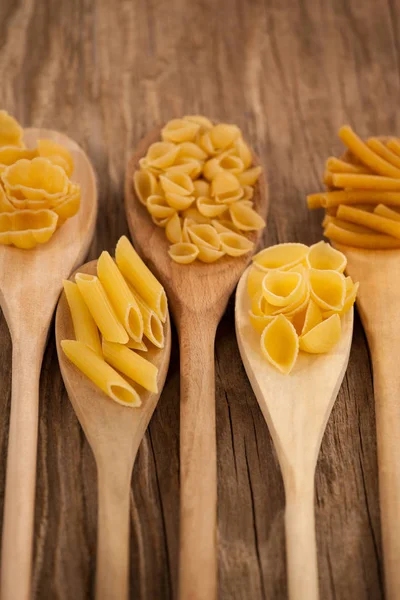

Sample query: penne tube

[126,337,148,351]
[61,340,141,407]
[324,222,400,249]
[373,204,400,222]
[129,286,164,348]
[332,173,400,190]
[325,157,370,174]
[311,190,400,208]
[97,251,144,342]
[115,236,167,322]
[102,340,158,393]
[63,280,102,355]
[75,273,129,344]
[338,125,400,178]
[323,171,335,187]
[386,139,400,157]
[337,204,400,239]
[322,215,375,235]
[366,138,400,169]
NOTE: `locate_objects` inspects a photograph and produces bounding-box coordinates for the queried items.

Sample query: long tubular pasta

[115,236,167,322]
[61,340,141,407]
[229,202,266,231]
[102,340,158,393]
[165,212,182,243]
[337,204,400,238]
[332,173,400,190]
[311,190,400,208]
[129,286,164,348]
[324,222,400,248]
[338,125,400,178]
[168,242,199,264]
[325,157,370,174]
[323,171,334,187]
[134,169,160,205]
[373,204,400,222]
[63,280,102,355]
[75,273,129,344]
[366,138,400,170]
[219,231,253,256]
[386,138,400,157]
[97,251,144,342]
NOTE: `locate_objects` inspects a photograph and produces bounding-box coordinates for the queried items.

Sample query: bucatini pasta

[62,235,168,407]
[307,125,400,249]
[133,116,265,263]
[0,111,80,248]
[247,242,358,374]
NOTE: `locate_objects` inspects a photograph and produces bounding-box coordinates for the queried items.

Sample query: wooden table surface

[0,0,393,598]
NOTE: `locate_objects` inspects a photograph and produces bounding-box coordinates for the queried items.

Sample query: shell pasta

[133,116,265,264]
[61,236,168,407]
[247,242,358,374]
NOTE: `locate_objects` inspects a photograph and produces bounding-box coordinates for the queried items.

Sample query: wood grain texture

[0,0,391,597]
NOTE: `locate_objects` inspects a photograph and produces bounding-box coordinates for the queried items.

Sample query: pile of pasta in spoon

[308,125,400,248]
[61,236,167,407]
[133,115,265,264]
[0,110,80,249]
[247,242,358,374]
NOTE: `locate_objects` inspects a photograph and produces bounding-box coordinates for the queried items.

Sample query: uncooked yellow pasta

[247,242,357,374]
[308,190,400,209]
[129,286,164,348]
[188,223,221,249]
[75,273,129,344]
[0,110,24,147]
[133,116,264,263]
[373,204,400,221]
[116,236,167,322]
[387,139,400,156]
[366,138,400,170]
[102,340,158,393]
[325,157,370,174]
[338,126,400,178]
[324,222,400,249]
[63,280,102,355]
[332,173,400,190]
[0,146,38,171]
[0,209,58,249]
[337,204,400,239]
[61,340,141,407]
[126,338,148,352]
[37,139,74,177]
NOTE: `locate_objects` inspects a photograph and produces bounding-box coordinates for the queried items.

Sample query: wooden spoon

[124,129,269,600]
[0,128,97,600]
[55,260,171,600]
[235,265,354,600]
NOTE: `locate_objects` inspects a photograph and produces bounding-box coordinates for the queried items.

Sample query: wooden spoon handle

[284,478,319,600]
[96,463,132,600]
[178,312,218,600]
[1,336,45,600]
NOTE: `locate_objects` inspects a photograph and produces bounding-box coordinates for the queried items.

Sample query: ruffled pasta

[133,116,264,263]
[247,242,357,374]
[0,110,24,147]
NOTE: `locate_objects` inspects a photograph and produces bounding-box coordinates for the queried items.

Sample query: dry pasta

[246,242,357,374]
[133,116,265,263]
[0,111,80,248]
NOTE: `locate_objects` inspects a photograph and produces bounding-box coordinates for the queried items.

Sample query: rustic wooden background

[0,0,395,597]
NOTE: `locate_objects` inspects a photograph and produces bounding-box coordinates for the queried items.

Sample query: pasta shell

[211,172,240,200]
[0,209,58,249]
[229,201,265,231]
[299,314,341,354]
[165,212,182,244]
[281,286,310,318]
[196,245,225,263]
[152,215,170,228]
[241,185,254,202]
[248,310,275,333]
[146,195,176,219]
[301,299,323,335]
[309,268,346,312]
[262,270,304,307]
[211,219,239,234]
[203,153,244,181]
[168,242,199,264]
[138,157,163,176]
[323,277,359,317]
[306,241,347,273]
[188,223,221,249]
[232,137,252,169]
[183,115,213,133]
[247,265,266,297]
[209,124,241,151]
[165,193,195,210]
[260,315,299,374]
[166,158,202,179]
[182,217,192,242]
[52,183,81,221]
[133,168,160,206]
[0,146,38,170]
[146,142,180,169]
[196,196,228,218]
[237,166,263,187]
[0,111,23,147]
[219,231,253,256]
[2,157,69,201]
[161,119,200,143]
[37,139,74,177]
[160,172,194,196]
[253,243,309,271]
[178,141,208,161]
[193,179,210,198]
[181,208,211,224]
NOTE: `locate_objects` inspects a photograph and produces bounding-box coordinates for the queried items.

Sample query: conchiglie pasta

[309,268,346,312]
[134,116,264,263]
[253,243,309,271]
[261,315,299,374]
[306,240,347,272]
[299,314,341,353]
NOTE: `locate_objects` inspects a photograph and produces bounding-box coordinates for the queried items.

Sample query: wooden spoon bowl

[235,265,354,600]
[0,128,97,600]
[125,128,269,600]
[55,259,171,600]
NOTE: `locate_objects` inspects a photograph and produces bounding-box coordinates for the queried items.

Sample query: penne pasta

[61,340,141,407]
[97,251,144,342]
[366,138,400,170]
[324,222,400,248]
[75,273,129,344]
[322,214,381,234]
[386,139,400,157]
[126,338,148,352]
[373,204,400,221]
[63,280,102,355]
[332,173,400,190]
[129,286,164,348]
[336,204,400,239]
[310,190,400,208]
[115,236,167,322]
[102,340,158,393]
[325,157,370,174]
[338,125,400,178]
